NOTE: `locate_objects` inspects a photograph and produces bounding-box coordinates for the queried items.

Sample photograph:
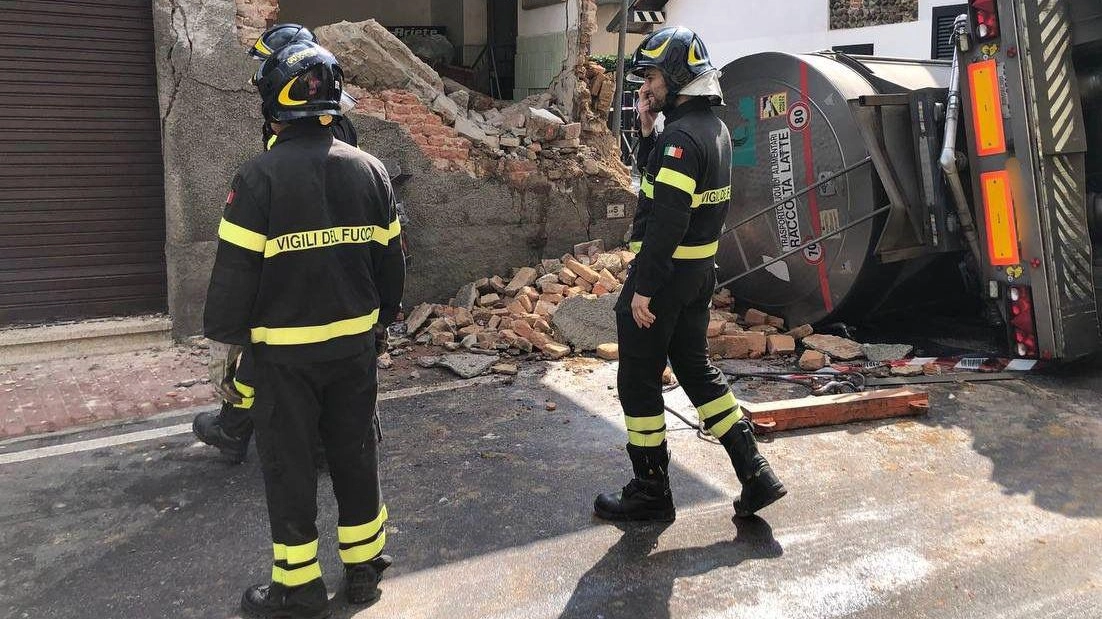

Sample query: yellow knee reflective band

[655,167,697,196]
[339,531,387,564]
[272,561,322,587]
[337,505,389,545]
[251,310,380,346]
[628,429,666,447]
[691,185,731,208]
[671,241,719,259]
[708,407,744,439]
[218,218,267,253]
[640,176,654,199]
[273,539,318,565]
[698,392,738,419]
[624,414,666,432]
[628,241,642,253]
[264,219,402,258]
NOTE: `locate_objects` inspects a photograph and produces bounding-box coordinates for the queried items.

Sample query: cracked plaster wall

[153,0,631,338]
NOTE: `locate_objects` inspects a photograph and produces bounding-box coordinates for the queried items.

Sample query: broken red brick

[743,332,768,359]
[564,257,600,284]
[707,320,725,338]
[798,350,827,371]
[767,334,796,355]
[744,309,768,326]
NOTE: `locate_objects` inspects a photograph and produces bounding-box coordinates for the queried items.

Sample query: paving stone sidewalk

[0,343,218,439]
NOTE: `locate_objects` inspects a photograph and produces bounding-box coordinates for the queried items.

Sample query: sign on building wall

[829,0,918,30]
[387,26,448,38]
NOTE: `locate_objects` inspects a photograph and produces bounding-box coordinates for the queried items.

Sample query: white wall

[663,0,967,68]
[518,0,578,37]
[591,4,645,56]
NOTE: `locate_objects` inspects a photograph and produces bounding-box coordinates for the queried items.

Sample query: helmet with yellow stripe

[628,26,719,98]
[248,23,316,60]
[255,41,344,123]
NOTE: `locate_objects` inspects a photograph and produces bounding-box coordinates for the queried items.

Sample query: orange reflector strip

[968,60,1007,157]
[980,170,1020,266]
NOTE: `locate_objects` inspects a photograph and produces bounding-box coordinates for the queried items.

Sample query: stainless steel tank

[715,52,951,327]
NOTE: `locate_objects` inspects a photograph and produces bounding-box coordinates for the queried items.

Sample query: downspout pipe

[939,14,984,265]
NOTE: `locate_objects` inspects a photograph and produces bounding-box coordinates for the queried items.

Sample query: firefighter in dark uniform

[594,27,786,523]
[204,41,404,618]
[192,23,371,463]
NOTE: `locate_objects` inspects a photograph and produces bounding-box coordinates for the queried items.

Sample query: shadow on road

[557,516,783,619]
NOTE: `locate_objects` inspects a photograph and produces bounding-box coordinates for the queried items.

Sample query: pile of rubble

[316,20,629,188]
[391,240,633,364]
[383,240,849,374]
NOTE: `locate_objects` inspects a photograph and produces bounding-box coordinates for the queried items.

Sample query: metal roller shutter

[0,0,167,326]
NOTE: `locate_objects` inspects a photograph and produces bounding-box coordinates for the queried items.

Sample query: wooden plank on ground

[742,388,929,433]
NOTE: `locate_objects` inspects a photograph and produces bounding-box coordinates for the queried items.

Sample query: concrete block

[596,343,619,360]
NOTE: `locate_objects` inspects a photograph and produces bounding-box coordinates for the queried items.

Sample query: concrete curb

[0,316,173,364]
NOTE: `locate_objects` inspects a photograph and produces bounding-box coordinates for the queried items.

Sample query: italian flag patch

[664,146,683,159]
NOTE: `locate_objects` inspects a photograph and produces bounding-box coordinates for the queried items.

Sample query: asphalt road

[1,357,1099,619]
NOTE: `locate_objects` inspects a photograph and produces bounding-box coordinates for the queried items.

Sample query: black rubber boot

[240,580,329,619]
[594,444,676,522]
[344,554,393,605]
[192,410,251,463]
[720,417,787,517]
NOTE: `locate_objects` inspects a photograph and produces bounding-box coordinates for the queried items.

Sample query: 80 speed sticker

[787,100,811,132]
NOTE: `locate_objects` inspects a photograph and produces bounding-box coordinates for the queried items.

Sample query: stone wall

[829,0,919,30]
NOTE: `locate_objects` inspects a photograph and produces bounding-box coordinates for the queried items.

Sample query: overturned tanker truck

[713,0,1102,360]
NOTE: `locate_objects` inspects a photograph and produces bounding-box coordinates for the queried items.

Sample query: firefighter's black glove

[208,340,245,405]
[374,326,389,354]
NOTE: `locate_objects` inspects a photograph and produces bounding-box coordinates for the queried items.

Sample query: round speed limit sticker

[788,100,811,132]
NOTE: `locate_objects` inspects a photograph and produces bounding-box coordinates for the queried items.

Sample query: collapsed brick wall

[235,0,279,46]
[351,87,473,169]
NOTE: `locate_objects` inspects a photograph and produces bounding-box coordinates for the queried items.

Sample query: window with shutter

[932,4,969,59]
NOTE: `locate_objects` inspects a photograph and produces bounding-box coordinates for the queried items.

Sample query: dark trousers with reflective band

[616,264,744,450]
[250,348,386,588]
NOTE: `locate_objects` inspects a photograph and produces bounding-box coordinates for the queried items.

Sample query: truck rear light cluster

[970,0,1000,41]
[1008,286,1037,357]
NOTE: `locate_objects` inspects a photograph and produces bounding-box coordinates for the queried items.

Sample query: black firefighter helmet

[248,23,316,60]
[627,26,718,96]
[255,41,344,124]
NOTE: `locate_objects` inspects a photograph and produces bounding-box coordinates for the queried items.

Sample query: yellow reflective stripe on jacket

[627,240,718,259]
[232,379,255,410]
[655,167,698,196]
[218,218,267,253]
[672,241,719,259]
[708,407,744,439]
[272,562,322,587]
[691,185,731,208]
[251,310,380,346]
[645,173,728,209]
[273,539,318,565]
[697,392,738,419]
[339,531,387,564]
[264,219,402,258]
[266,134,277,151]
[337,505,389,545]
